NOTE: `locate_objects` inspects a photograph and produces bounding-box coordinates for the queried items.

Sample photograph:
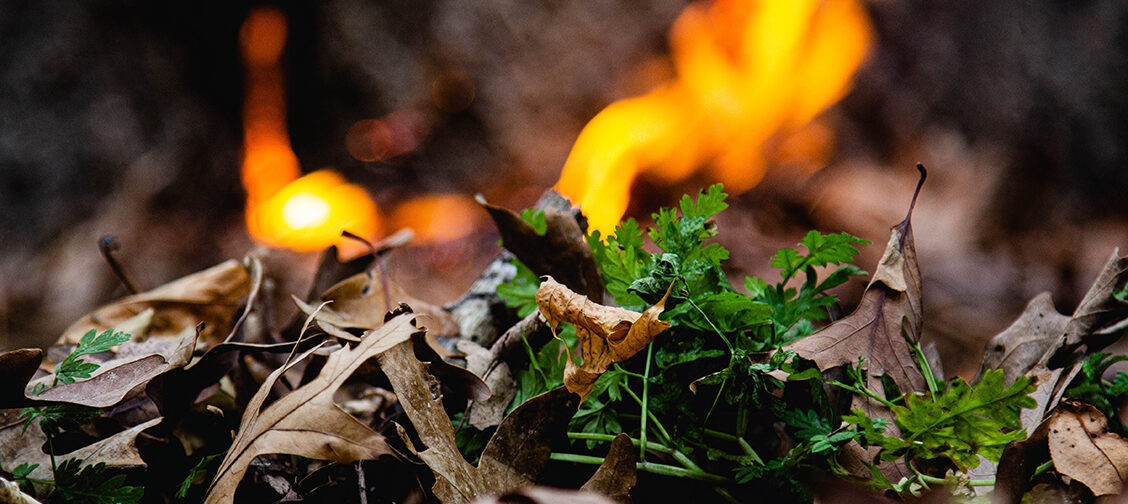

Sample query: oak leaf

[379,324,581,502]
[1046,248,1128,367]
[57,259,250,348]
[975,292,1069,384]
[535,276,670,399]
[787,165,927,396]
[203,314,417,504]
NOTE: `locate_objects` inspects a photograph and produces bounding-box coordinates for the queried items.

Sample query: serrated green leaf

[54,458,143,504]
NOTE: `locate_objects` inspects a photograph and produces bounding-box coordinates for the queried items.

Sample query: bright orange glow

[239,6,382,254]
[555,0,874,233]
[246,170,380,253]
[388,194,484,245]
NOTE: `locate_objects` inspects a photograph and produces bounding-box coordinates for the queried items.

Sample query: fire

[239,7,381,254]
[555,0,874,232]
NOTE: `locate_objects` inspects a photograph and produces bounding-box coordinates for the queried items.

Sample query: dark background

[1,0,1126,377]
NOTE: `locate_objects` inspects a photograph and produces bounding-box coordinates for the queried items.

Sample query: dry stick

[355,461,368,504]
[98,234,140,294]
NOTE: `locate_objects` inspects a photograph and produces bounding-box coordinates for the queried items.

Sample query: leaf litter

[5,165,1128,503]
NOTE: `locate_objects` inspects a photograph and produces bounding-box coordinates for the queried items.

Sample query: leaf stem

[548,453,726,482]
[640,342,654,460]
[703,429,763,464]
[917,474,995,487]
[911,342,940,397]
[623,386,672,444]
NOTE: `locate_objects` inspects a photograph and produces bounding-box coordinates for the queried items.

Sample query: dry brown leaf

[0,412,161,482]
[1046,400,1128,497]
[382,327,580,504]
[478,191,604,301]
[976,293,1070,384]
[48,417,162,477]
[203,315,417,504]
[457,340,516,429]
[536,276,670,399]
[295,269,461,341]
[787,165,927,395]
[1047,249,1128,367]
[33,326,198,408]
[57,259,250,348]
[579,433,637,502]
[472,487,617,504]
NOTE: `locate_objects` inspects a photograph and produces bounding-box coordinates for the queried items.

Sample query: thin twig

[98,235,140,294]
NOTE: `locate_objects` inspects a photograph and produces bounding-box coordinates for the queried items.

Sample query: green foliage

[54,329,131,385]
[176,453,223,499]
[746,230,869,346]
[496,259,542,317]
[847,369,1035,470]
[1065,352,1128,434]
[51,458,143,504]
[520,208,547,236]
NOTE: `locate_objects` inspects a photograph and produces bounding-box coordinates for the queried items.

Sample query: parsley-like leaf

[53,458,143,504]
[54,329,131,385]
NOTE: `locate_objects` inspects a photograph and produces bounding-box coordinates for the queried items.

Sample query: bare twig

[98,234,140,294]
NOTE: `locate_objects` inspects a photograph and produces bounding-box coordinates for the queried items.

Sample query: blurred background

[1,0,1126,378]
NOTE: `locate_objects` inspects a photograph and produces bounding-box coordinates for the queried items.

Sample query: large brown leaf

[380,326,580,503]
[203,315,417,504]
[0,349,42,407]
[1046,249,1128,367]
[536,276,670,399]
[478,191,604,301]
[57,259,250,348]
[787,165,927,395]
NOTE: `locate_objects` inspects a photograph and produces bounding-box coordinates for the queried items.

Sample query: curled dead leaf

[478,191,604,301]
[535,276,670,399]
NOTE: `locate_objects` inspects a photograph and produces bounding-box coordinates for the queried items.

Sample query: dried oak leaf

[535,276,670,399]
[787,165,927,395]
[203,315,417,504]
[976,292,1070,385]
[295,269,461,342]
[478,191,604,300]
[1046,249,1128,367]
[1046,400,1128,497]
[57,259,250,348]
[380,324,580,503]
[0,412,162,482]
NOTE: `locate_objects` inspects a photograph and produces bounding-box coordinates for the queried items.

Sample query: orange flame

[239,7,381,254]
[555,0,874,232]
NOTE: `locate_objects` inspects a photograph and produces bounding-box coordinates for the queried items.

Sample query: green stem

[703,429,762,464]
[640,342,654,460]
[549,453,726,482]
[611,364,647,380]
[684,295,734,355]
[829,380,898,409]
[918,474,995,487]
[567,432,674,456]
[911,342,940,397]
[1033,459,1054,477]
[623,387,672,444]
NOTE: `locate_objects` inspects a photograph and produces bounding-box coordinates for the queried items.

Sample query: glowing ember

[555,0,874,233]
[239,6,381,254]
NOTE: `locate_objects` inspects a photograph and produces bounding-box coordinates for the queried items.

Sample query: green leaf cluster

[51,458,143,504]
[1065,352,1128,434]
[847,369,1035,470]
[54,328,132,385]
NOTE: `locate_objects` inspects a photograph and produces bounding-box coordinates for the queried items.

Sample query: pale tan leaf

[1047,400,1128,496]
[204,315,417,504]
[295,270,461,340]
[787,165,927,395]
[57,259,250,347]
[536,276,670,399]
[579,433,637,502]
[61,417,162,471]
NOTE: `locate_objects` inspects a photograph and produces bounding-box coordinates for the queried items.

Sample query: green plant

[9,328,144,503]
[1065,352,1128,434]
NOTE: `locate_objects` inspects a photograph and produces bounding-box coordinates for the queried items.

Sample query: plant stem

[703,429,762,464]
[567,432,674,455]
[640,342,654,460]
[1033,459,1054,477]
[623,387,672,444]
[912,342,940,397]
[549,453,726,482]
[918,474,995,487]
